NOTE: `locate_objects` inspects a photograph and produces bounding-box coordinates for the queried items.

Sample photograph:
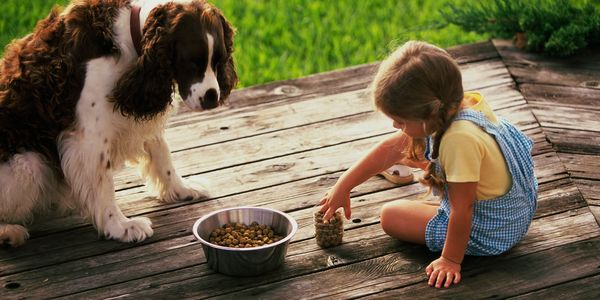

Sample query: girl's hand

[425,256,461,288]
[318,185,351,221]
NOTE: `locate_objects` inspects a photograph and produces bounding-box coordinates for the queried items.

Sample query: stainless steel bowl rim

[192,206,298,252]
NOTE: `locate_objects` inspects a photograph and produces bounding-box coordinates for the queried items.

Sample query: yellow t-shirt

[439,92,511,200]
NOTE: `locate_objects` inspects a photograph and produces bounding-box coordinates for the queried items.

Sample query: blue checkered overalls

[424,109,538,256]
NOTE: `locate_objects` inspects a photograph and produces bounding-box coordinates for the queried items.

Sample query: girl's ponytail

[420,101,459,192]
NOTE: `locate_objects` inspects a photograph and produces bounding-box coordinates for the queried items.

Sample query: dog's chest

[72,56,167,164]
[76,56,133,131]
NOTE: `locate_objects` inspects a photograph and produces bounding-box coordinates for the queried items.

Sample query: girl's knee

[380,200,412,232]
[380,200,437,244]
[381,199,412,215]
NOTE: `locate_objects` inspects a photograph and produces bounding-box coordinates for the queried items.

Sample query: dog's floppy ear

[214,8,238,102]
[111,6,175,121]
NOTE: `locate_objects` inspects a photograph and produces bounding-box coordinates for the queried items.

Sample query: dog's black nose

[200,88,219,110]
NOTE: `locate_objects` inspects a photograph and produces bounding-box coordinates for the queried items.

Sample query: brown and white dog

[0,0,237,247]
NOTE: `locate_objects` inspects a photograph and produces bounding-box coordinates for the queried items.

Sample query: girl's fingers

[427,270,438,286]
[425,264,433,277]
[454,272,461,284]
[343,204,352,219]
[435,271,446,288]
[323,207,334,221]
[444,272,453,288]
[319,202,328,213]
[319,206,327,213]
[319,197,327,206]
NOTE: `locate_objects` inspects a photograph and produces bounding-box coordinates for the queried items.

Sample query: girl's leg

[380,200,439,245]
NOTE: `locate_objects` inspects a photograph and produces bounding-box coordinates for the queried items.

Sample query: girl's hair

[371,41,464,192]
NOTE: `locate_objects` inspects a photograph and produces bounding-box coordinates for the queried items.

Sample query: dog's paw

[0,224,30,247]
[160,177,211,203]
[104,217,153,243]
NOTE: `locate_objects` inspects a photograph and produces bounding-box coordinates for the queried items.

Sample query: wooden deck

[2,40,600,299]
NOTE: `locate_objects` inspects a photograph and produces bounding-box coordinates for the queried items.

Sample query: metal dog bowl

[192,206,298,276]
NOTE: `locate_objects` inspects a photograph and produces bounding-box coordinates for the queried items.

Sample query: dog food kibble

[209,222,283,248]
[314,211,344,248]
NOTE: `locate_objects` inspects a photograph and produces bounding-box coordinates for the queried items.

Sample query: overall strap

[453,109,497,133]
[424,108,494,163]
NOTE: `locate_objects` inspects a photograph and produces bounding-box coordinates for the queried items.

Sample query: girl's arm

[320,130,410,220]
[443,181,477,263]
[426,181,477,288]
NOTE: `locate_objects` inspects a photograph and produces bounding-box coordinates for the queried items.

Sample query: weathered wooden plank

[114,99,541,192]
[118,213,600,300]
[19,206,598,300]
[557,151,600,220]
[446,40,500,64]
[520,83,600,110]
[543,127,600,155]
[0,170,407,275]
[573,179,600,206]
[17,121,554,242]
[558,153,600,181]
[480,82,526,111]
[115,111,393,189]
[9,124,563,243]
[357,237,600,299]
[0,156,578,282]
[535,178,586,218]
[590,206,600,228]
[1,150,576,296]
[107,132,563,221]
[502,50,600,156]
[531,151,570,184]
[493,39,600,89]
[164,89,372,152]
[163,58,514,155]
[0,165,582,295]
[0,160,581,296]
[529,105,600,133]
[527,127,554,156]
[508,273,600,299]
[53,228,418,300]
[0,186,431,298]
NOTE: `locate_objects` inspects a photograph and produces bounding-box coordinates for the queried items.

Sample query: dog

[0,0,237,247]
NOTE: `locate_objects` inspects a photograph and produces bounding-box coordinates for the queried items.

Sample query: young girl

[319,41,537,288]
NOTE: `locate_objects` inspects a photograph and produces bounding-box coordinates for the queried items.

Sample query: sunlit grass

[0,0,490,87]
[211,0,489,87]
[0,0,70,48]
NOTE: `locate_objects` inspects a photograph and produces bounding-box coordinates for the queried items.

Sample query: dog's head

[113,0,238,120]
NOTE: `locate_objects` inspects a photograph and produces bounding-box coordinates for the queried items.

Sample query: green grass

[211,0,488,87]
[0,0,70,47]
[0,0,489,87]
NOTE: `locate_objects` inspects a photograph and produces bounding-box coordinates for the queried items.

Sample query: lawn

[0,0,490,87]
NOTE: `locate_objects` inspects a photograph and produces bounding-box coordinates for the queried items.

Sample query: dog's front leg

[140,135,210,203]
[61,136,153,242]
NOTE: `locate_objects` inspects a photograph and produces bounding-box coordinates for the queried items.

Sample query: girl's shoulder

[462,92,499,125]
[441,120,494,154]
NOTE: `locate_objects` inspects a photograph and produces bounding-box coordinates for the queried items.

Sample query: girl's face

[389,115,430,138]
